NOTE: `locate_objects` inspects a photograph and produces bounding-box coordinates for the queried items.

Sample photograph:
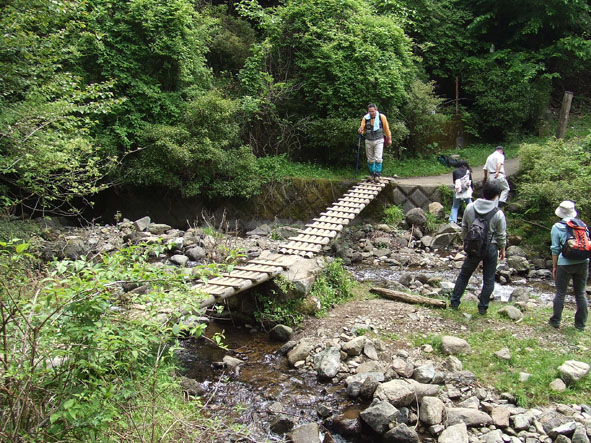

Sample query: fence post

[556,91,574,139]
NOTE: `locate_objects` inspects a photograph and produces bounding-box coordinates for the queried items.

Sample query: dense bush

[518,136,591,221]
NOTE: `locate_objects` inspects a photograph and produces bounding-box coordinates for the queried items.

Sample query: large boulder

[441,336,471,355]
[405,208,427,229]
[558,360,590,385]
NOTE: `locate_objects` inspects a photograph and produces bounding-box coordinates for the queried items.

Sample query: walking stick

[355,134,362,177]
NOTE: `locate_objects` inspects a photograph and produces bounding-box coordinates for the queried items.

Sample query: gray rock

[392,357,414,378]
[539,411,571,434]
[429,202,445,217]
[363,340,379,360]
[269,415,295,434]
[483,429,504,443]
[170,254,189,266]
[413,363,435,383]
[441,336,471,355]
[436,223,462,235]
[419,396,445,426]
[497,305,524,321]
[148,223,172,235]
[134,216,151,232]
[360,400,399,434]
[442,356,463,372]
[550,378,567,391]
[406,208,427,228]
[179,376,205,397]
[287,338,315,365]
[222,355,243,369]
[345,372,385,398]
[509,287,531,302]
[430,233,458,249]
[438,422,468,443]
[507,256,530,274]
[374,379,416,407]
[269,324,293,342]
[342,336,366,356]
[506,245,527,257]
[383,423,420,443]
[572,423,590,443]
[289,422,321,443]
[313,347,341,379]
[246,224,272,236]
[359,375,382,399]
[186,246,206,261]
[491,406,510,428]
[446,407,492,427]
[549,421,577,439]
[494,347,512,360]
[558,360,590,384]
[457,396,480,409]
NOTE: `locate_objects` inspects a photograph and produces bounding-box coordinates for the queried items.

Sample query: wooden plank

[328,201,365,211]
[221,271,268,282]
[306,222,343,231]
[234,264,282,273]
[326,206,359,214]
[321,211,355,219]
[331,202,365,210]
[207,278,249,289]
[247,259,290,269]
[313,217,350,225]
[201,285,232,296]
[297,228,337,238]
[288,236,329,245]
[279,243,321,253]
[340,197,370,204]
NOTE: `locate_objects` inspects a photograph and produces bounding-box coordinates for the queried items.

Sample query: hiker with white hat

[549,200,588,331]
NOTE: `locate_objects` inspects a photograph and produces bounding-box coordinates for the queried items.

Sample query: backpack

[463,207,499,258]
[459,171,471,192]
[560,218,591,260]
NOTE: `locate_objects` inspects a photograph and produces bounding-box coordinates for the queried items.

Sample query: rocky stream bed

[31,209,591,443]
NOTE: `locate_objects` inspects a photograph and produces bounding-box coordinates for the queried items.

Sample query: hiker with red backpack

[448,160,473,224]
[549,200,589,331]
[449,181,506,314]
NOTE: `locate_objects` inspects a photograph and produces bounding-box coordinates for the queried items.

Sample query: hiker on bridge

[549,200,588,331]
[483,145,510,206]
[449,160,473,224]
[449,181,506,314]
[358,104,392,182]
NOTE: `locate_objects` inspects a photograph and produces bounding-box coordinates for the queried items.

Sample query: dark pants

[450,243,498,312]
[549,262,588,330]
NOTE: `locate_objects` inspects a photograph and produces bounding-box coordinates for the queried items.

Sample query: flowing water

[178,263,558,441]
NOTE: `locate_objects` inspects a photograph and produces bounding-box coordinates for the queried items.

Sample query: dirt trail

[393,157,520,186]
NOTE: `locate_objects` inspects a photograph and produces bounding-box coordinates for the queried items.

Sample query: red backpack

[560,218,591,260]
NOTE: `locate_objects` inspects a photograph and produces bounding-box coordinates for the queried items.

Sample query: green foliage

[401,80,449,155]
[462,51,552,138]
[310,259,355,316]
[0,242,211,440]
[518,136,591,221]
[126,89,262,198]
[0,1,123,215]
[254,277,304,327]
[438,184,454,209]
[383,205,405,227]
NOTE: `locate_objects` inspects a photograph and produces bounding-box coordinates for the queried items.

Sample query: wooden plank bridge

[195,177,393,307]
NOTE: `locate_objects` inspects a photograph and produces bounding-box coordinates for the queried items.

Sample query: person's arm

[358,118,366,135]
[495,161,501,178]
[493,212,507,258]
[552,254,558,280]
[483,169,488,183]
[381,114,392,145]
[550,224,562,280]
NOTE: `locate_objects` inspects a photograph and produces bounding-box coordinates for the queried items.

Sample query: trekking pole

[355,134,362,177]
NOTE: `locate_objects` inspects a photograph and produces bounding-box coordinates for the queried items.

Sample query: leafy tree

[239,0,416,161]
[0,0,122,216]
[126,89,262,199]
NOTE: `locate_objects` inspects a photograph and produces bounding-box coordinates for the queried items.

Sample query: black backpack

[463,207,499,258]
[560,218,591,260]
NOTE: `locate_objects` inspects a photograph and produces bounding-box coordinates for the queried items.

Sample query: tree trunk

[370,287,447,308]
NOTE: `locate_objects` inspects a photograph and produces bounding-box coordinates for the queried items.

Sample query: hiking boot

[548,320,559,329]
[478,308,487,315]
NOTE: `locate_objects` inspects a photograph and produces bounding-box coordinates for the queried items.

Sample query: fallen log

[370,287,447,308]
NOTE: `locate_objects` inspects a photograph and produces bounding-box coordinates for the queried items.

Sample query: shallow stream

[178,262,558,441]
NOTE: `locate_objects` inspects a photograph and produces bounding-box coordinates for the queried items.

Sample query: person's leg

[365,140,376,176]
[450,254,480,308]
[571,262,589,330]
[478,243,498,314]
[549,265,570,327]
[498,177,510,203]
[374,139,384,178]
[449,194,460,223]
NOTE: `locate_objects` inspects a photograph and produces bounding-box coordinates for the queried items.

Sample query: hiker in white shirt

[483,145,510,205]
